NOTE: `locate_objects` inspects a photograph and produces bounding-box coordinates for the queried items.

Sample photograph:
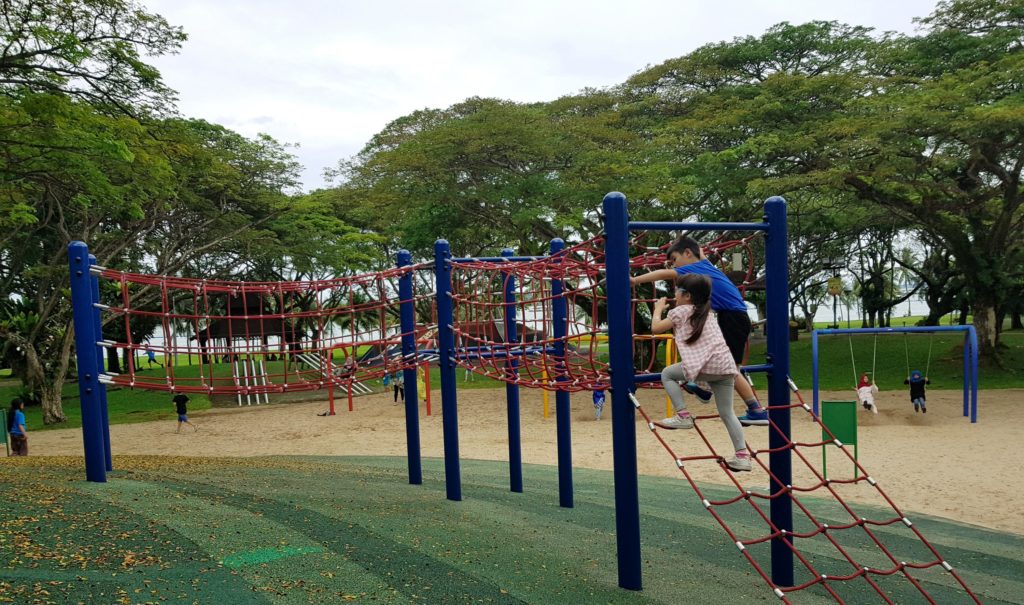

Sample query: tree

[0,0,186,114]
[833,0,1024,355]
[331,95,634,257]
[0,98,311,423]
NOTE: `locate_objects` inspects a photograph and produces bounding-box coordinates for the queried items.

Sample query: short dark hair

[666,236,701,261]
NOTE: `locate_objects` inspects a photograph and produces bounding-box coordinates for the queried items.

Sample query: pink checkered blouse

[667,305,738,380]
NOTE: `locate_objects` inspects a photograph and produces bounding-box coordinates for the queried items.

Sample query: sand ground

[27,386,1024,535]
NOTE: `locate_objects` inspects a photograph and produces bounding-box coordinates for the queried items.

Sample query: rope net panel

[93,265,435,396]
[448,233,761,391]
[449,233,979,604]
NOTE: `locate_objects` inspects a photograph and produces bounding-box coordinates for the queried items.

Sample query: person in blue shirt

[145,345,163,369]
[8,397,28,456]
[631,236,768,426]
[593,387,606,420]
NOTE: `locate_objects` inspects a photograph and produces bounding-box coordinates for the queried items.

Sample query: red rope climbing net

[448,231,980,603]
[92,264,435,396]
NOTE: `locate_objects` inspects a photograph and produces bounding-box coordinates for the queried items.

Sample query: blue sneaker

[683,381,713,403]
[739,408,769,426]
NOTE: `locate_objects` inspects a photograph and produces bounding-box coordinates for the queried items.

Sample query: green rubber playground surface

[1,456,1020,604]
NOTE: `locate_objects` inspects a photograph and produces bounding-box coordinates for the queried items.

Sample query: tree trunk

[107,346,121,374]
[40,327,77,425]
[1013,310,1023,331]
[973,301,999,357]
[40,380,66,424]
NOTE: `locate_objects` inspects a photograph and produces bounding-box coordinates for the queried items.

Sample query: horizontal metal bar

[454,348,557,361]
[451,256,546,263]
[814,326,973,336]
[634,363,772,385]
[628,221,770,232]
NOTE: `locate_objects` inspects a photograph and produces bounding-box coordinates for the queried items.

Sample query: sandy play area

[29,386,1023,536]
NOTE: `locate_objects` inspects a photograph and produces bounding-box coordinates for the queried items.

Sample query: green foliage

[0,0,186,113]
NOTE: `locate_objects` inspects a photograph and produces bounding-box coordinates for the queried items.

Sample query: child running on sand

[593,388,606,420]
[173,393,198,433]
[649,273,751,472]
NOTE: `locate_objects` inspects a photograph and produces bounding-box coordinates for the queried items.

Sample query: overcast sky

[145,0,941,192]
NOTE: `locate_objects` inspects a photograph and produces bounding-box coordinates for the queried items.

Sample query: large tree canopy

[0,0,185,113]
[332,1,1022,357]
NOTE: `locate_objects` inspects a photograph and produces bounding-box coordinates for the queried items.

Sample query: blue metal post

[67,242,106,483]
[398,250,422,485]
[502,248,524,493]
[812,330,820,416]
[764,196,793,587]
[602,192,642,591]
[969,326,979,422]
[434,240,461,501]
[550,238,573,508]
[88,255,112,472]
[963,331,970,419]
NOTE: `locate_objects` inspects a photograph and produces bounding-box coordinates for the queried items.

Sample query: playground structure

[67,193,982,603]
[812,326,980,422]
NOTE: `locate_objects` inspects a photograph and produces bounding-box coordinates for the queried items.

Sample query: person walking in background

[173,393,197,433]
[593,388,606,420]
[392,371,405,403]
[8,397,28,455]
[145,344,163,369]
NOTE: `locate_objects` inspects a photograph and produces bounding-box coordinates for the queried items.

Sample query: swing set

[811,325,980,423]
[845,330,935,390]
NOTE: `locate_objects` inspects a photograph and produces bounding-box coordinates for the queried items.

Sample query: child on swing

[857,372,879,414]
[905,370,930,413]
[649,273,751,472]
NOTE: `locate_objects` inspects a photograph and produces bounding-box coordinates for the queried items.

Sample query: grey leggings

[661,364,747,452]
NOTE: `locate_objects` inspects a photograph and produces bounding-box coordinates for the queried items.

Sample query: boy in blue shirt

[8,397,28,455]
[631,236,768,426]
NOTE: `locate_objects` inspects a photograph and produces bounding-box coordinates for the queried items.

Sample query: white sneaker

[725,456,752,472]
[654,414,694,429]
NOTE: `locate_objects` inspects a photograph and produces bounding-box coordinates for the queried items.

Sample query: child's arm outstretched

[650,297,674,334]
[630,268,677,287]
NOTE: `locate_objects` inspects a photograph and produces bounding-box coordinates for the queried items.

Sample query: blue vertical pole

[434,239,462,501]
[969,326,979,422]
[398,250,422,485]
[550,238,573,508]
[602,192,642,591]
[764,196,793,587]
[811,330,820,417]
[67,242,106,483]
[502,248,524,493]
[962,331,970,419]
[88,255,112,472]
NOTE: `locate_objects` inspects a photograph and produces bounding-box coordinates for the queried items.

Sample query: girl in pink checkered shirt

[649,273,752,472]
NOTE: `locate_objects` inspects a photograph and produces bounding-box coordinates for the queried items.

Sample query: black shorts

[716,310,751,366]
